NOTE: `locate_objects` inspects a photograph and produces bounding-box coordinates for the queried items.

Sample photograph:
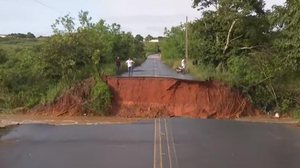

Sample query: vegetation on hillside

[160,0,300,116]
[0,11,145,114]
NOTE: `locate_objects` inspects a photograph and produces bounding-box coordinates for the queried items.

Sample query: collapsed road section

[107,77,258,119]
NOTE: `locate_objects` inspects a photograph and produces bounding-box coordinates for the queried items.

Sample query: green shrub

[293,109,300,120]
[144,42,160,56]
[40,81,70,105]
[0,49,8,64]
[86,79,112,115]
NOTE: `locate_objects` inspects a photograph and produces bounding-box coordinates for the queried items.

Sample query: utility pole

[185,16,189,71]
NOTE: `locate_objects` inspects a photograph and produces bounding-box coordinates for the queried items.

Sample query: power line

[31,0,61,14]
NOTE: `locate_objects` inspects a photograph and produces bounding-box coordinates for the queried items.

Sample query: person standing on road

[126,58,134,76]
[115,56,121,74]
[181,58,186,73]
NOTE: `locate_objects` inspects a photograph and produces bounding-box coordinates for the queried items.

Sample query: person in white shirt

[181,58,186,69]
[176,58,187,74]
[125,58,135,76]
[181,58,186,73]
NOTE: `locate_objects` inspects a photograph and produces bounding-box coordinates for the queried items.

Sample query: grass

[292,109,300,121]
[162,58,235,84]
[0,38,46,51]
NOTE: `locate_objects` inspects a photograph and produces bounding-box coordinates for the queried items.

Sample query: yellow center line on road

[154,118,177,168]
[153,119,157,168]
[159,119,163,168]
[153,119,163,168]
[164,119,173,168]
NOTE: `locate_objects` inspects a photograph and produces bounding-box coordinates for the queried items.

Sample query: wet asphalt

[1,119,300,168]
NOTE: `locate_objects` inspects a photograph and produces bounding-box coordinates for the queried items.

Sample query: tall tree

[271,0,300,71]
[190,0,268,67]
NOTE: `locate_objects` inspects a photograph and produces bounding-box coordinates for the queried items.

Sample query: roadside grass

[161,58,180,69]
[279,71,300,121]
[0,38,45,49]
[162,58,235,84]
[292,109,300,123]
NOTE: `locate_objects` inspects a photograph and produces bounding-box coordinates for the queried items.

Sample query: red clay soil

[31,78,96,116]
[107,77,259,119]
[32,77,259,119]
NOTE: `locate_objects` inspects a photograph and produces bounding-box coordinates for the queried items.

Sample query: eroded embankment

[107,77,258,119]
[31,78,95,116]
[32,77,258,119]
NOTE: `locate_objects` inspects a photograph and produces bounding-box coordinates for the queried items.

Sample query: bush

[0,49,8,64]
[144,42,160,56]
[86,79,112,115]
[293,109,300,120]
[40,81,70,105]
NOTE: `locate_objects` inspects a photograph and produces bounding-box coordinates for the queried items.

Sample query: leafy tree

[161,0,299,112]
[6,32,36,38]
[135,34,144,42]
[160,25,185,60]
[26,32,36,38]
[0,11,145,111]
[145,34,153,42]
[190,0,268,67]
[51,14,75,34]
[271,0,300,72]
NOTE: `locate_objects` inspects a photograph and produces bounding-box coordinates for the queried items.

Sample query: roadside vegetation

[0,11,145,114]
[160,0,300,117]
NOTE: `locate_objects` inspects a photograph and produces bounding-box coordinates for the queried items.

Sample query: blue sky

[0,0,286,37]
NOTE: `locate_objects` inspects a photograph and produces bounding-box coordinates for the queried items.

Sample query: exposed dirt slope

[32,77,258,119]
[107,77,259,119]
[31,78,95,116]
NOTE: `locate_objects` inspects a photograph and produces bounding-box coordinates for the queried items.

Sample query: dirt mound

[31,78,96,116]
[107,77,259,119]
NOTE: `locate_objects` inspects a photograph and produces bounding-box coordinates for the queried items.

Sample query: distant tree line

[6,32,36,38]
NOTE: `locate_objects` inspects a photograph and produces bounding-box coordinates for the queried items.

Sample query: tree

[160,25,185,59]
[135,34,144,42]
[192,0,219,10]
[51,14,75,34]
[145,34,153,42]
[27,32,35,38]
[189,0,268,68]
[271,0,300,71]
[78,10,93,28]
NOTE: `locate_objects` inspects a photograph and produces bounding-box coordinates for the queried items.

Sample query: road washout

[107,77,258,119]
[31,77,258,119]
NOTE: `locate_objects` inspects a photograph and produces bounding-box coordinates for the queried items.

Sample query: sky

[0,0,286,37]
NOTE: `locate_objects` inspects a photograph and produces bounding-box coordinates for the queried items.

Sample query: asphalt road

[121,54,193,80]
[1,119,300,168]
[1,55,300,168]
